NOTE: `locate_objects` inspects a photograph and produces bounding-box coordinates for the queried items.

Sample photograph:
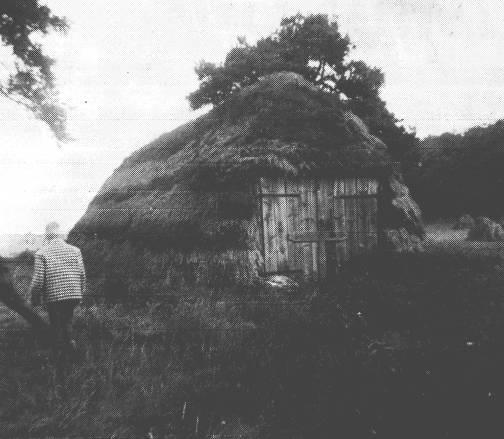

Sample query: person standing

[30,222,86,380]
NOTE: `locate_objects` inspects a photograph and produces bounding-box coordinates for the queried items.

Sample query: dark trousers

[47,299,80,380]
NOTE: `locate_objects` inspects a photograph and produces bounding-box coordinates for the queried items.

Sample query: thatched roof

[71,72,391,246]
[121,71,389,179]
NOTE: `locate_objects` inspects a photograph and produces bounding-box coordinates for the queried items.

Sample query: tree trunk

[0,263,50,334]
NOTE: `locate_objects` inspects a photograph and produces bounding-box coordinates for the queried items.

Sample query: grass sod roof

[70,72,392,248]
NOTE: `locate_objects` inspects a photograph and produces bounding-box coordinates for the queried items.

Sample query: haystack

[453,214,475,230]
[467,217,504,242]
[68,72,424,297]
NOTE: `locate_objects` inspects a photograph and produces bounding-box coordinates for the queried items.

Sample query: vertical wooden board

[252,181,265,275]
[260,177,272,272]
[249,200,264,275]
[318,179,334,230]
[262,195,277,272]
[317,179,335,278]
[277,196,290,271]
[367,197,379,248]
[309,180,319,280]
[271,179,288,272]
[297,182,310,278]
[368,178,379,195]
[286,180,301,270]
[356,177,366,195]
[260,177,294,273]
[311,242,318,281]
[365,178,378,249]
[333,178,348,264]
[260,176,285,195]
[368,178,378,248]
[356,178,369,253]
[285,179,301,195]
[363,178,378,250]
[344,178,357,259]
[300,242,311,280]
[369,182,379,248]
[361,204,368,251]
[260,177,272,194]
[299,179,316,280]
[271,178,287,195]
[262,177,278,273]
[333,179,345,232]
[333,178,343,197]
[270,192,281,271]
[316,181,325,279]
[352,178,360,257]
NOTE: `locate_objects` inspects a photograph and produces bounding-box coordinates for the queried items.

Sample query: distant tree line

[406,120,504,219]
[407,120,504,219]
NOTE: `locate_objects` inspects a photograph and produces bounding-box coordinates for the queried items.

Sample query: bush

[467,216,504,242]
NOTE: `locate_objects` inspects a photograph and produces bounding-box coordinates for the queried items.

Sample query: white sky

[0,0,503,233]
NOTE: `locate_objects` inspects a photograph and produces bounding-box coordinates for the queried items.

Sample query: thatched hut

[69,72,423,295]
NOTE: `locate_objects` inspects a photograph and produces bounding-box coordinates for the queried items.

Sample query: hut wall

[259,176,379,280]
[166,249,260,287]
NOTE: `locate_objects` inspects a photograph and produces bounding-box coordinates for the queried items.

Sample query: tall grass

[2,250,504,438]
[0,297,265,438]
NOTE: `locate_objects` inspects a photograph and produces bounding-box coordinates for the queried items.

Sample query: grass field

[424,220,504,259]
[2,224,504,437]
[424,221,468,242]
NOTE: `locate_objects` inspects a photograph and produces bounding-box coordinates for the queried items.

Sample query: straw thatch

[453,214,475,230]
[68,72,423,295]
[71,72,390,244]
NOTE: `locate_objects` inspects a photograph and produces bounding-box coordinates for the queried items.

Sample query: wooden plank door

[285,180,303,273]
[299,179,318,280]
[260,178,302,275]
[357,177,379,252]
[334,179,349,264]
[334,177,379,263]
[260,177,379,279]
[317,179,336,279]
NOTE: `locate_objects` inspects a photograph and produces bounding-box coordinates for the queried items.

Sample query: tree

[0,1,69,329]
[0,0,69,142]
[188,13,417,161]
[408,120,504,219]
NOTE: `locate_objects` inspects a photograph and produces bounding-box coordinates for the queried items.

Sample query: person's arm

[78,250,87,296]
[30,253,45,306]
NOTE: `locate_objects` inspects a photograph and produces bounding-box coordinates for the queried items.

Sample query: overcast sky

[0,0,503,233]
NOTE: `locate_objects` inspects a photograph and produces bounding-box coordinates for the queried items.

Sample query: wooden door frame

[258,180,302,276]
[258,175,381,278]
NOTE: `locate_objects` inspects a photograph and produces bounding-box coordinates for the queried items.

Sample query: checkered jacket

[30,238,86,304]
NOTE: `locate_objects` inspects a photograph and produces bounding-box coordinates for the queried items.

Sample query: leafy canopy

[408,120,504,218]
[0,0,69,141]
[188,13,417,160]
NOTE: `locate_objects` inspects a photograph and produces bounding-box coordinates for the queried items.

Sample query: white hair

[45,221,61,240]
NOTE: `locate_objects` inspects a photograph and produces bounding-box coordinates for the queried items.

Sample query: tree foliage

[0,0,69,141]
[188,13,417,160]
[408,120,504,218]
